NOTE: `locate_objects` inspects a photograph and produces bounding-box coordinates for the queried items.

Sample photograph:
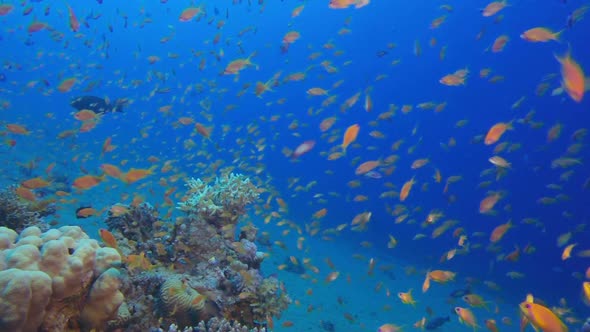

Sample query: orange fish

[57,77,77,93]
[479,192,501,213]
[100,163,123,179]
[455,307,478,329]
[521,27,562,42]
[21,177,50,189]
[490,220,512,243]
[355,160,379,175]
[6,124,30,135]
[555,50,585,102]
[179,7,202,22]
[519,294,568,332]
[67,5,79,32]
[399,177,415,202]
[325,271,340,283]
[428,270,456,283]
[491,35,509,52]
[481,1,508,17]
[27,21,49,33]
[223,52,258,75]
[123,167,155,184]
[194,123,212,140]
[15,186,36,201]
[485,319,499,332]
[398,289,417,306]
[329,0,370,9]
[342,124,360,153]
[72,174,104,190]
[76,207,98,218]
[291,5,304,17]
[484,122,511,145]
[0,4,14,16]
[319,117,337,132]
[99,228,120,251]
[74,110,100,121]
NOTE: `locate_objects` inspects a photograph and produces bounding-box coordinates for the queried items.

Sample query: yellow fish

[519,294,568,332]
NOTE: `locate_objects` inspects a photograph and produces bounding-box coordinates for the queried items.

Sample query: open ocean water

[1,0,589,331]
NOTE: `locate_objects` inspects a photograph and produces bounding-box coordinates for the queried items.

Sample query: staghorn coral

[177,173,259,227]
[0,186,44,232]
[0,225,124,332]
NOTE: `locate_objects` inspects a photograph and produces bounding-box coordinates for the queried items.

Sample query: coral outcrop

[0,225,124,332]
[105,173,290,330]
[0,186,44,232]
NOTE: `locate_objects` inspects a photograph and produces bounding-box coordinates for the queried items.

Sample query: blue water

[1,0,589,330]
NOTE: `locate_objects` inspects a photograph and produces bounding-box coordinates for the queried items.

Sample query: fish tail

[554,29,565,41]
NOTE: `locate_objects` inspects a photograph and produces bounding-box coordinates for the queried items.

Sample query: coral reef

[103,173,290,331]
[194,317,267,332]
[0,186,45,232]
[105,202,162,244]
[157,317,267,332]
[0,225,124,332]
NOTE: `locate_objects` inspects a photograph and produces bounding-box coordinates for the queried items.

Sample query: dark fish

[376,50,388,57]
[450,287,471,298]
[566,14,573,28]
[425,316,450,330]
[70,96,126,114]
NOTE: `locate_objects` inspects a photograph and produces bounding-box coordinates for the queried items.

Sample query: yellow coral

[160,277,206,315]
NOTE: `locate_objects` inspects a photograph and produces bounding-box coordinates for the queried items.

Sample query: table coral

[0,225,124,332]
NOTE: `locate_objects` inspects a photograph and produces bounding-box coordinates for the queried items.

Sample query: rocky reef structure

[159,317,267,332]
[0,225,124,332]
[0,186,48,232]
[105,173,290,330]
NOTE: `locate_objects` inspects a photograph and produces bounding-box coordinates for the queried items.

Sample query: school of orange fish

[1,0,589,331]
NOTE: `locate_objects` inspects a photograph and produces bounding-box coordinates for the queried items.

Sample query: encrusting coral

[0,225,124,332]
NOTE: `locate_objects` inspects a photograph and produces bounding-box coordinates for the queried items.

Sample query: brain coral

[160,277,206,314]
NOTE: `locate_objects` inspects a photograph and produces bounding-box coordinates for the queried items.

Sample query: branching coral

[177,173,259,226]
[0,225,124,332]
